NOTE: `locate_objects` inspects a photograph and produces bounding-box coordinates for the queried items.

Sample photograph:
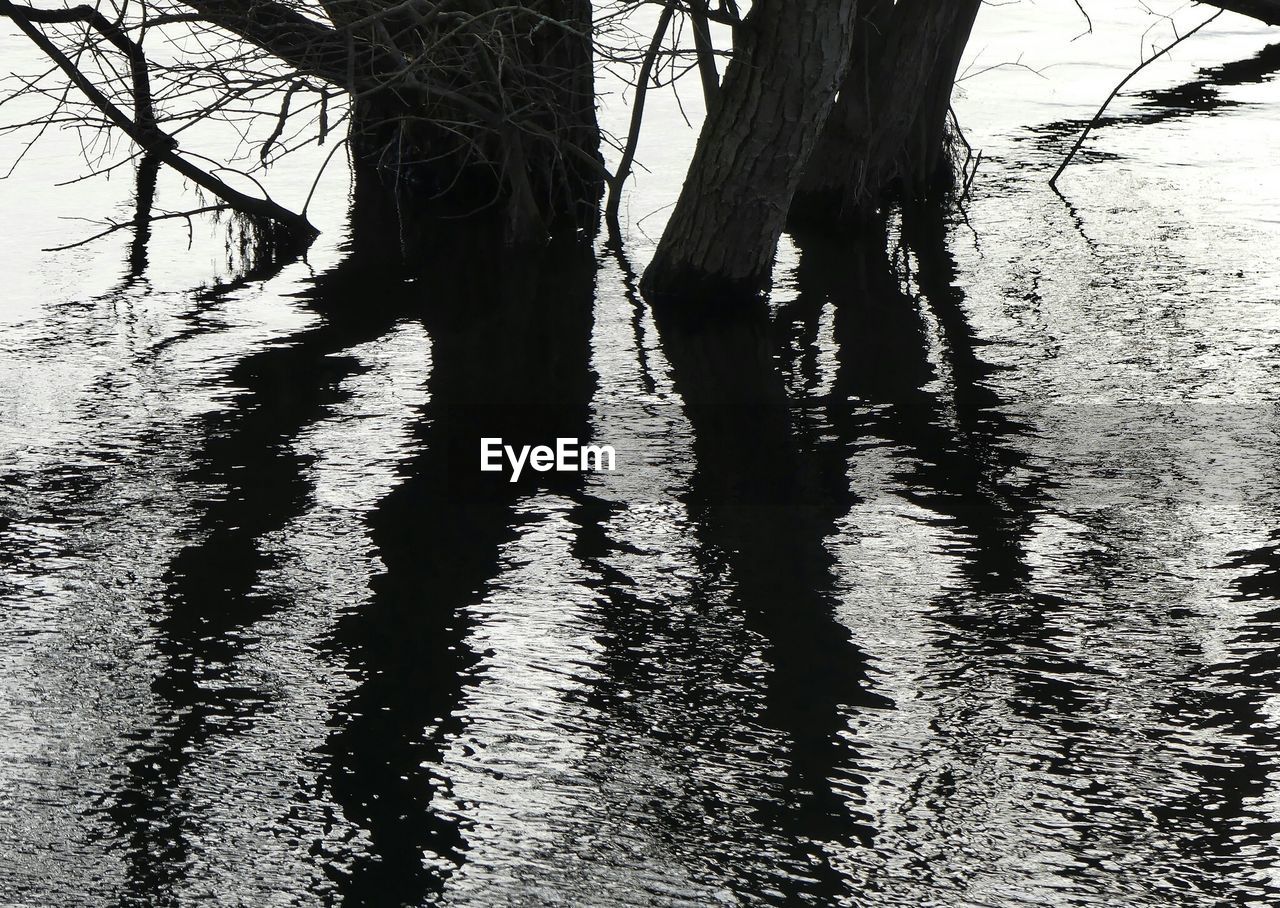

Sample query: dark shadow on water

[99,175,601,904]
[102,202,399,905]
[787,211,1090,713]
[125,155,161,287]
[1024,40,1280,163]
[1144,535,1280,905]
[10,178,1078,904]
[578,205,1075,902]
[789,208,1280,900]
[90,174,1268,906]
[315,188,600,903]
[647,286,887,900]
[20,153,1280,907]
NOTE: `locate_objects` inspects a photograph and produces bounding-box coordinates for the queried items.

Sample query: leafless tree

[5,0,1273,298]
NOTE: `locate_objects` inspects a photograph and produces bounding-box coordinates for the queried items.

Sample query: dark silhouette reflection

[103,229,381,904]
[785,210,1280,900]
[1144,535,1280,905]
[316,189,600,903]
[647,288,886,901]
[126,155,161,285]
[102,171,600,904]
[1028,40,1280,159]
[69,165,1280,907]
[900,208,1119,734]
[788,213,1088,712]
[0,158,314,687]
[898,208,1052,584]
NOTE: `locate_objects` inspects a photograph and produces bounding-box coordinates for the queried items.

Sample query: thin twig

[1049,10,1222,189]
[605,0,677,238]
[42,204,230,251]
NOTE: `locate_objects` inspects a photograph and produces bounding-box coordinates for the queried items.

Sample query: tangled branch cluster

[0,0,735,243]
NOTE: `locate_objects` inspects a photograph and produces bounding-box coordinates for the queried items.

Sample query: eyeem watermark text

[480,438,616,482]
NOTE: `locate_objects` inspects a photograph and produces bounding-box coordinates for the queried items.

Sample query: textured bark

[640,0,859,302]
[788,0,892,226]
[894,0,982,190]
[791,0,982,227]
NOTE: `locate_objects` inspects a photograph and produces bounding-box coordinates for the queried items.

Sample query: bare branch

[1049,10,1224,189]
[42,203,230,251]
[606,0,676,236]
[0,0,316,237]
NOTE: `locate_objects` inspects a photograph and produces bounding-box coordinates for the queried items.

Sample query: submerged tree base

[789,0,982,231]
[639,0,860,304]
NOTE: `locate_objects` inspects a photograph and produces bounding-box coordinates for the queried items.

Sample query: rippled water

[5,2,1280,905]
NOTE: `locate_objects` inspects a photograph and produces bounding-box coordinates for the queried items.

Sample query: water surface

[4,3,1280,905]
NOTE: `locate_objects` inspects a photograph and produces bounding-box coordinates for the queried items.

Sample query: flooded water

[5,2,1280,905]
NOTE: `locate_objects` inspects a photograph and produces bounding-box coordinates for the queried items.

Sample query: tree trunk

[791,0,982,227]
[893,0,982,193]
[1199,0,1280,24]
[345,0,604,245]
[640,0,859,302]
[788,0,892,226]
